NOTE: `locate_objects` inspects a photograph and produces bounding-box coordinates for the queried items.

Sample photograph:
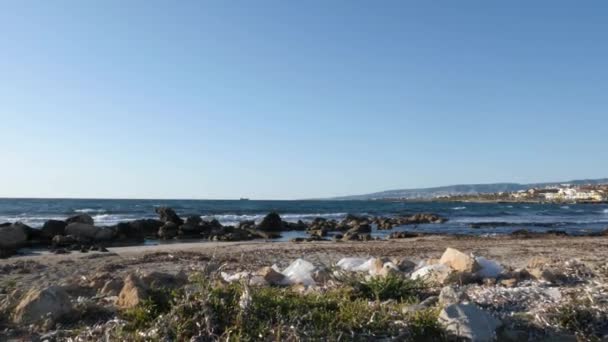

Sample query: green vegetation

[550,296,608,339]
[113,274,444,341]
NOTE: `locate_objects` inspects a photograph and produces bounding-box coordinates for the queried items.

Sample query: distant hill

[331,178,608,200]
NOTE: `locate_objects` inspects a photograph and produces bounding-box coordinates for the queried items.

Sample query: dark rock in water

[80,245,90,253]
[178,224,204,238]
[66,214,94,225]
[65,223,100,241]
[402,213,447,224]
[257,212,283,231]
[284,220,308,231]
[52,248,70,255]
[247,229,281,240]
[41,220,67,240]
[0,222,10,228]
[155,207,184,225]
[346,224,371,234]
[52,235,77,247]
[546,230,569,236]
[129,219,164,237]
[389,231,420,239]
[185,215,203,226]
[0,223,29,257]
[208,219,222,229]
[158,222,179,239]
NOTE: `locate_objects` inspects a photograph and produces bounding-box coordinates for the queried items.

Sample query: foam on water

[200,212,349,226]
[74,208,107,214]
[451,206,466,210]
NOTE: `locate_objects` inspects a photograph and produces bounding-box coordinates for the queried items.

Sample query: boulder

[257,212,283,231]
[185,215,203,226]
[128,219,164,237]
[66,214,94,225]
[389,231,420,239]
[94,227,115,241]
[158,222,179,239]
[0,223,28,256]
[525,256,568,283]
[440,248,480,273]
[238,220,256,230]
[348,224,371,234]
[257,266,286,285]
[117,274,148,309]
[438,303,502,342]
[65,223,100,241]
[13,286,73,325]
[155,207,183,225]
[178,224,203,237]
[52,235,77,247]
[403,213,447,224]
[41,220,67,240]
[141,271,187,289]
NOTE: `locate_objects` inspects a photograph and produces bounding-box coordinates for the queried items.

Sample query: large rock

[257,267,286,285]
[526,256,567,283]
[438,303,502,342]
[65,223,100,241]
[94,227,115,241]
[41,220,67,240]
[439,286,468,306]
[155,207,184,225]
[158,222,179,239]
[66,214,94,225]
[403,213,447,224]
[0,223,28,248]
[129,219,164,237]
[13,286,73,325]
[257,212,283,232]
[117,274,149,309]
[440,248,480,273]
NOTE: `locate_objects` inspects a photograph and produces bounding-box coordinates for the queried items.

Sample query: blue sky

[1,1,607,199]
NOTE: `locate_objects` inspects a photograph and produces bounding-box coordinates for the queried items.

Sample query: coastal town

[435,184,608,203]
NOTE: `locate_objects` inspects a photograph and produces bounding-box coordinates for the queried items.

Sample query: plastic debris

[282,258,317,286]
[475,257,503,278]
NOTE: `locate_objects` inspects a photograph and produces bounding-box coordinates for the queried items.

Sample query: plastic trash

[336,257,369,271]
[411,264,451,280]
[475,257,503,278]
[221,271,250,283]
[282,258,317,286]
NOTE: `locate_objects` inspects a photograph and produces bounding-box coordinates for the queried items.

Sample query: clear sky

[1,1,607,200]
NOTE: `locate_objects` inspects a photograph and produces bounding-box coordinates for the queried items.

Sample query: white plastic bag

[475,257,503,278]
[282,258,316,286]
[336,257,371,272]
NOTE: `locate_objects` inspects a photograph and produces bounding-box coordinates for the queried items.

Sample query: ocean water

[1,199,607,238]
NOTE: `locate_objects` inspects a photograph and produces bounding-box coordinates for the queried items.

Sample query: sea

[1,198,607,241]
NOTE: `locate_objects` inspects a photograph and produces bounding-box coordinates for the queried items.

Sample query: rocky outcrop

[0,223,29,257]
[155,207,184,225]
[66,214,94,225]
[158,222,179,239]
[257,212,283,232]
[13,286,73,325]
[65,223,101,241]
[40,220,67,240]
[438,303,502,342]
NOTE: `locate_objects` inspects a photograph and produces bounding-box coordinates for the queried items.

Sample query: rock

[403,213,447,224]
[94,227,115,241]
[141,271,187,289]
[284,220,308,231]
[158,222,179,239]
[392,258,416,272]
[257,212,283,231]
[257,266,286,285]
[440,248,480,273]
[389,231,420,239]
[185,215,202,226]
[52,235,77,247]
[0,223,28,257]
[439,286,467,306]
[117,274,148,309]
[128,219,164,238]
[178,224,204,237]
[40,220,67,240]
[155,207,184,225]
[65,223,100,241]
[248,229,281,240]
[13,286,73,325]
[438,303,502,342]
[66,214,94,225]
[348,224,371,234]
[403,296,439,313]
[238,220,256,230]
[411,264,452,284]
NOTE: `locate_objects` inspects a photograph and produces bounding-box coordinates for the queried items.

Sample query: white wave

[75,208,107,214]
[603,209,608,214]
[560,206,570,209]
[451,206,466,210]
[200,212,349,227]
